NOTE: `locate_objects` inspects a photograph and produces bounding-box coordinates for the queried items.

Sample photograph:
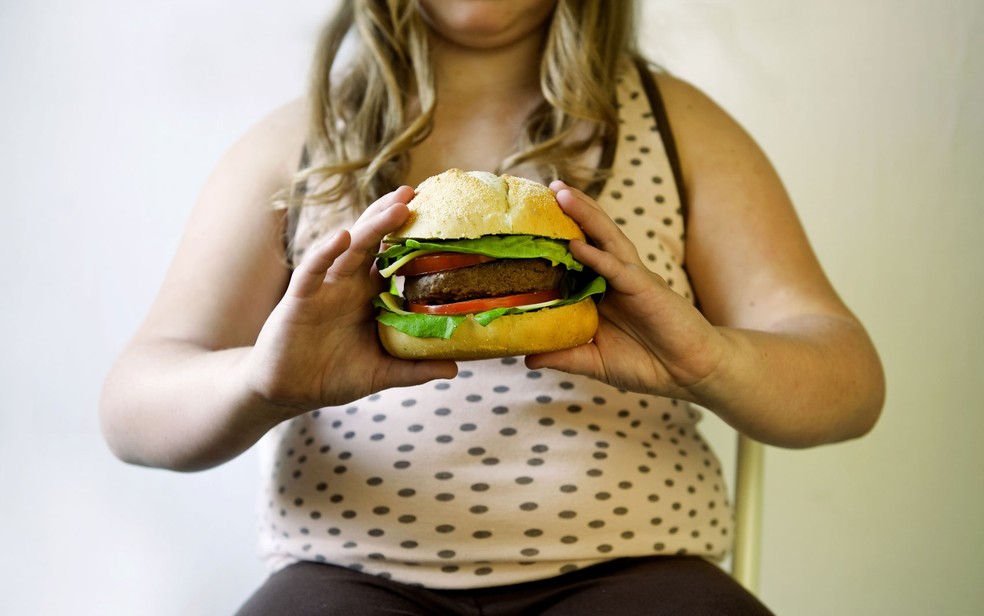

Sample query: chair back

[731,434,765,593]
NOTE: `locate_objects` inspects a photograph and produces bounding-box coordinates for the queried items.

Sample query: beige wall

[1,1,980,614]
[638,1,984,613]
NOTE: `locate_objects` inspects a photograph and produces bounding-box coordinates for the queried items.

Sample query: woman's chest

[406,119,532,185]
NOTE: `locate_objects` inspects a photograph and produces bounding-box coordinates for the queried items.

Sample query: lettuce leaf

[373,300,467,339]
[376,236,582,274]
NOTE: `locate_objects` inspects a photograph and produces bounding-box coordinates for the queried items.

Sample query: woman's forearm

[99,340,293,472]
[689,314,885,448]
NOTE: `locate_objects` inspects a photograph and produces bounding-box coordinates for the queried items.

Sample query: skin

[528,180,884,447]
[100,1,883,471]
[528,75,884,446]
[98,104,457,471]
[416,0,558,51]
[407,1,557,184]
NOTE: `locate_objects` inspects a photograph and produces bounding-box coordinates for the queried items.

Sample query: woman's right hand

[246,186,458,416]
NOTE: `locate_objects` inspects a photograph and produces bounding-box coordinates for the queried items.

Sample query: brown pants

[236,556,774,615]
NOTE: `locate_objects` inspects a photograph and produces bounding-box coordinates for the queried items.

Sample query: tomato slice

[395,252,497,277]
[406,289,562,315]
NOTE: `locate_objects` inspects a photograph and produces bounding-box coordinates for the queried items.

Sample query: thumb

[525,342,603,380]
[381,359,460,389]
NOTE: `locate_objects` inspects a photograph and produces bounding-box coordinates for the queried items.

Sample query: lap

[235,562,456,616]
[503,557,774,616]
[235,557,773,616]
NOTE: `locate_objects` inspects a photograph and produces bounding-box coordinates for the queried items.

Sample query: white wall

[638,2,984,614]
[0,2,327,614]
[1,1,981,614]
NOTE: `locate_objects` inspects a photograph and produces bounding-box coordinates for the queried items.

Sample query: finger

[356,187,415,249]
[550,180,600,209]
[553,187,642,265]
[332,187,415,278]
[568,239,656,297]
[359,184,415,223]
[379,359,459,389]
[355,185,415,234]
[288,230,352,298]
[525,341,602,380]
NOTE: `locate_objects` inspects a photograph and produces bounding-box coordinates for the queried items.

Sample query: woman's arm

[528,75,884,448]
[664,73,884,447]
[100,102,456,471]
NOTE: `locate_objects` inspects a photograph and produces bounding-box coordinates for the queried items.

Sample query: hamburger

[373,169,606,360]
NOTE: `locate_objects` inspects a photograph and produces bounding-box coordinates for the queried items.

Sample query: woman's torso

[259,58,733,589]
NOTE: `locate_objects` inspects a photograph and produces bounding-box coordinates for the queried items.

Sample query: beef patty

[403,258,565,305]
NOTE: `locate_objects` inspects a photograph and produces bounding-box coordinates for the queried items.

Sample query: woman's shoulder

[250,97,309,145]
[650,71,730,131]
[644,69,761,185]
[621,58,735,147]
[223,97,310,190]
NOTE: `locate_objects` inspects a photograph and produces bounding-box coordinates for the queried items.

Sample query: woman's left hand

[526,181,726,401]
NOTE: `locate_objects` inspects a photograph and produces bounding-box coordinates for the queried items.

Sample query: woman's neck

[405,25,549,184]
[429,30,545,103]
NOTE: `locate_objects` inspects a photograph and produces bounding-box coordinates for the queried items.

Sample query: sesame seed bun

[376,169,599,361]
[385,169,586,242]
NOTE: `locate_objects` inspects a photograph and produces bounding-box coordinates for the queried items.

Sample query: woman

[100,1,884,613]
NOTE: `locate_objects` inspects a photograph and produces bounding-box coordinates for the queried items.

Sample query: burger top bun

[385,169,586,242]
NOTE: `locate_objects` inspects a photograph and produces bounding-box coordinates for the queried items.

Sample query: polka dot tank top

[258,58,734,589]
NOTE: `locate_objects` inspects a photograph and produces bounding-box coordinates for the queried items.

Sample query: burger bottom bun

[378,299,599,361]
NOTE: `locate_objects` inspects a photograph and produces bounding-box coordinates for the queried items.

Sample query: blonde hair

[290,0,637,211]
